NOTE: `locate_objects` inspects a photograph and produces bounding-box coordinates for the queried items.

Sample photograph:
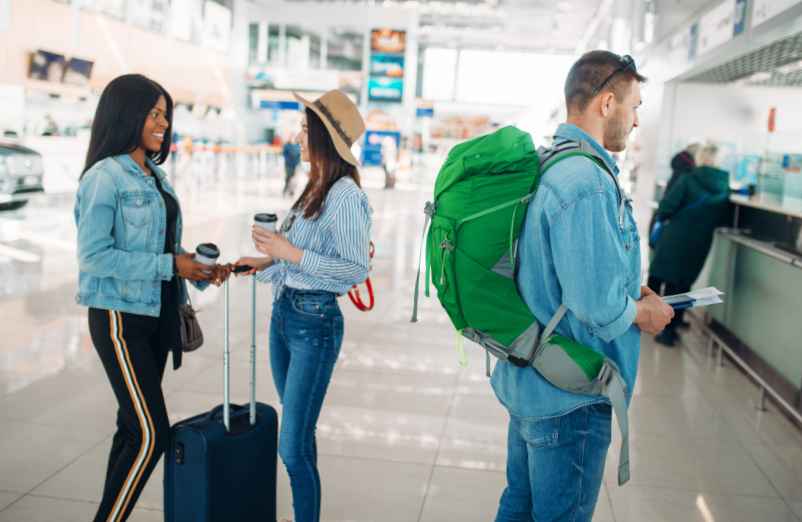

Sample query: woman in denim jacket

[235,90,371,522]
[74,74,229,522]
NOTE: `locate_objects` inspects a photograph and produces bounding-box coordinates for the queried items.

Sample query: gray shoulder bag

[179,290,204,352]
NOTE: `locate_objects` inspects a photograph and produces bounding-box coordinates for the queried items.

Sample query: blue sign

[258,100,301,111]
[734,0,747,35]
[368,77,403,102]
[689,23,699,61]
[416,107,434,118]
[369,53,405,77]
[361,130,401,166]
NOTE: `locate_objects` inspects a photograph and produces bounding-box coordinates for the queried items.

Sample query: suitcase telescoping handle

[222,275,258,431]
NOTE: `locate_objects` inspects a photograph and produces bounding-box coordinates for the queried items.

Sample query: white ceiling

[276,0,608,53]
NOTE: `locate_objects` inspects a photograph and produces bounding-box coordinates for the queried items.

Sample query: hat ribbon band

[313,100,352,146]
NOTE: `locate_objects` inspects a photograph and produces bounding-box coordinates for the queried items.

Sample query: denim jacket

[491,123,642,419]
[74,154,203,317]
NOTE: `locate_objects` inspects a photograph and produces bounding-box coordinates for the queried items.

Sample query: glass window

[422,48,458,101]
[456,50,572,106]
[327,28,364,71]
[268,24,281,64]
[248,22,259,64]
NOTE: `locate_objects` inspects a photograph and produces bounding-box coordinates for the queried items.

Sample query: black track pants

[88,308,171,522]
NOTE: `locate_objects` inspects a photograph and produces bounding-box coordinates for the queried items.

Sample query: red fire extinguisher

[768,107,777,133]
[348,241,375,311]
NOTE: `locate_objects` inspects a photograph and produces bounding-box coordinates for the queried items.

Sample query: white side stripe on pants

[106,311,154,522]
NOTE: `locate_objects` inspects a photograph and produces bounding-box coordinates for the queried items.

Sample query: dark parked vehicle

[0,142,45,210]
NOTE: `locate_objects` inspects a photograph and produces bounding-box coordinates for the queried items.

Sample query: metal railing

[703,229,802,426]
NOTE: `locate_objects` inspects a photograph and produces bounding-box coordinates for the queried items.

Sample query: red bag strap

[348,241,375,312]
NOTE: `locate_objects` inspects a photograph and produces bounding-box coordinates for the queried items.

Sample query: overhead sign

[368,28,406,104]
[668,27,691,67]
[688,23,699,61]
[734,0,747,35]
[697,0,736,57]
[370,29,406,54]
[752,0,801,28]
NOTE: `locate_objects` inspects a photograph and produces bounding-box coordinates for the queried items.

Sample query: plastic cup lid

[196,243,220,258]
[254,213,278,223]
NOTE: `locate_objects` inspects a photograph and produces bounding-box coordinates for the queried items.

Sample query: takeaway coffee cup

[254,213,278,232]
[195,243,220,270]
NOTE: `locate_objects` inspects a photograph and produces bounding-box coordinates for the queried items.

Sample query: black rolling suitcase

[164,276,278,522]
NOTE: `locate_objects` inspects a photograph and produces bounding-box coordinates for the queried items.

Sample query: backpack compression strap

[411,201,436,323]
[534,305,631,485]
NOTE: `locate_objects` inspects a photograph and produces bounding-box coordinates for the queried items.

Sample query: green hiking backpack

[411,125,632,486]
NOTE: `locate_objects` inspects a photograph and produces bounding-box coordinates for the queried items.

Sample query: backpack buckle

[507,355,529,368]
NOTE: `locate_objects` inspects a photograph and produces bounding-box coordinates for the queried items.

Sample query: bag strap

[411,201,435,322]
[540,145,628,227]
[604,371,630,485]
[540,304,568,343]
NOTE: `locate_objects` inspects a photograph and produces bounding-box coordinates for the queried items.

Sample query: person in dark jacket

[648,143,732,346]
[648,144,699,249]
[665,143,699,194]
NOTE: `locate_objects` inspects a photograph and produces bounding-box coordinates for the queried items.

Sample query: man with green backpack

[412,51,674,521]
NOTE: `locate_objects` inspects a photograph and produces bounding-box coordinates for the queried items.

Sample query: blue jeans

[495,403,612,522]
[270,289,344,522]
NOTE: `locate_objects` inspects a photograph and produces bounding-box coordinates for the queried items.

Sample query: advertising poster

[28,50,67,83]
[63,57,94,86]
[368,77,403,102]
[361,129,401,166]
[368,28,406,104]
[370,29,406,54]
[370,53,405,78]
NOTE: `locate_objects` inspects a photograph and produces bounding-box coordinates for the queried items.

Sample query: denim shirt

[75,154,202,317]
[491,123,642,419]
[256,177,372,301]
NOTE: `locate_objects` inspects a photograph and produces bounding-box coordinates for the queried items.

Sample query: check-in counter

[707,193,802,421]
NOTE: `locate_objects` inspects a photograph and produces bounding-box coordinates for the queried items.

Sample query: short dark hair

[81,74,173,178]
[564,50,647,113]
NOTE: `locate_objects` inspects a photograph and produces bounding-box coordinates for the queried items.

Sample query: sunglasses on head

[591,55,637,96]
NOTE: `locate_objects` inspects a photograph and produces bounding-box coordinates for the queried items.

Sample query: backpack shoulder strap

[538,140,625,215]
[539,140,614,177]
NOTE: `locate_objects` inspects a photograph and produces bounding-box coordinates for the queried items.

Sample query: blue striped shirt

[256,177,372,300]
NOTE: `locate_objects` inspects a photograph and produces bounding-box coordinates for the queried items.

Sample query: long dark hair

[81,74,173,179]
[293,109,361,219]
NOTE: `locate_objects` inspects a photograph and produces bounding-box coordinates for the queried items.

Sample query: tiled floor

[1,164,801,521]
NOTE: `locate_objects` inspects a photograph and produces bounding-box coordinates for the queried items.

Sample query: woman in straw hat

[235,90,371,522]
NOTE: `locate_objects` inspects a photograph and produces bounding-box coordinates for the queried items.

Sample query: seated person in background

[648,142,732,347]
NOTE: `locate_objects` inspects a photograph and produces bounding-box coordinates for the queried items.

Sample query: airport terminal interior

[2,0,802,521]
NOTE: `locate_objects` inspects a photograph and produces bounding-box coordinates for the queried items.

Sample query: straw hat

[293,90,366,167]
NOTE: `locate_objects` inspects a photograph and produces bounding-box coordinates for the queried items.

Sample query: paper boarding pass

[661,287,724,310]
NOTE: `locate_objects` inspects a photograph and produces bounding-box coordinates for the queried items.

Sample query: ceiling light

[775,58,802,75]
[747,71,772,82]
